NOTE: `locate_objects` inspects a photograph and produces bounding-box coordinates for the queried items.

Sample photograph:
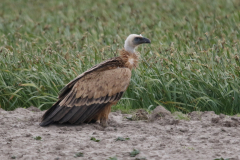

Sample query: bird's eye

[135,37,141,41]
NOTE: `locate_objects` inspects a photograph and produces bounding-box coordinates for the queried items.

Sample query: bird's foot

[100,118,108,128]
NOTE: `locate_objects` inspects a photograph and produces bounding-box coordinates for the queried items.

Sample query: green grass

[0,0,240,115]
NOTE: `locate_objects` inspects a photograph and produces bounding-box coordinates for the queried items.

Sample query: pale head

[124,34,151,53]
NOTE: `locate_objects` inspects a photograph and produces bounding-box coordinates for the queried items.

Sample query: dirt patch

[0,107,240,160]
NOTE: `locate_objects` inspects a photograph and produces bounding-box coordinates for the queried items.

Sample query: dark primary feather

[75,103,108,124]
[40,92,124,126]
[39,101,62,126]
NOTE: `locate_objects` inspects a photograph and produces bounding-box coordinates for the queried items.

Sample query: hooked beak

[134,37,151,45]
[142,37,151,44]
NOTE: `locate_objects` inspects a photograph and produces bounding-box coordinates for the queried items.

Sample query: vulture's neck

[120,49,139,70]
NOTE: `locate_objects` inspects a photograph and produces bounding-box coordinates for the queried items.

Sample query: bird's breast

[119,49,139,70]
[124,55,138,70]
[128,58,134,65]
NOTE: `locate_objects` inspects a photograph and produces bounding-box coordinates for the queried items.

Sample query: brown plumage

[40,34,150,127]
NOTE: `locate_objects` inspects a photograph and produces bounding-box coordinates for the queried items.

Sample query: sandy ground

[0,106,240,160]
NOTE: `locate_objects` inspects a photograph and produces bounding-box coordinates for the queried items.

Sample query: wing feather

[68,105,90,124]
[75,103,108,124]
[53,107,72,122]
[59,68,131,106]
[58,106,81,123]
[58,57,122,100]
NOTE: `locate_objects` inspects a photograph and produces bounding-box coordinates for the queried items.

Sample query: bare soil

[0,106,240,160]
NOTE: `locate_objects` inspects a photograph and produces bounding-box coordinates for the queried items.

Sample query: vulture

[40,34,151,127]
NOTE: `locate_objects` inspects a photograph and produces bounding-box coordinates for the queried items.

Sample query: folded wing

[40,67,131,126]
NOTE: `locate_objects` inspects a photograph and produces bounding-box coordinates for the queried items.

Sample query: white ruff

[128,58,134,65]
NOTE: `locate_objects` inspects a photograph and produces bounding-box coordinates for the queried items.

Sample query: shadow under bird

[40,34,151,127]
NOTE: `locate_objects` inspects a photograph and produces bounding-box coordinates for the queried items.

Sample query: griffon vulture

[40,34,151,127]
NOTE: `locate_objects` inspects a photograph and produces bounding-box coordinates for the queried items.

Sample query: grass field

[0,0,240,114]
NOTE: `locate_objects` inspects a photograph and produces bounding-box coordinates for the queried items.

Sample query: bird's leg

[98,103,115,127]
[99,103,114,127]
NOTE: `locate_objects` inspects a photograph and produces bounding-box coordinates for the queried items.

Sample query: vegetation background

[0,0,240,114]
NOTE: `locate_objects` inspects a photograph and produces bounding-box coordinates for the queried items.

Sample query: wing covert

[59,68,131,107]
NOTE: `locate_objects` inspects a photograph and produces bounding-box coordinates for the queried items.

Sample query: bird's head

[124,34,151,53]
